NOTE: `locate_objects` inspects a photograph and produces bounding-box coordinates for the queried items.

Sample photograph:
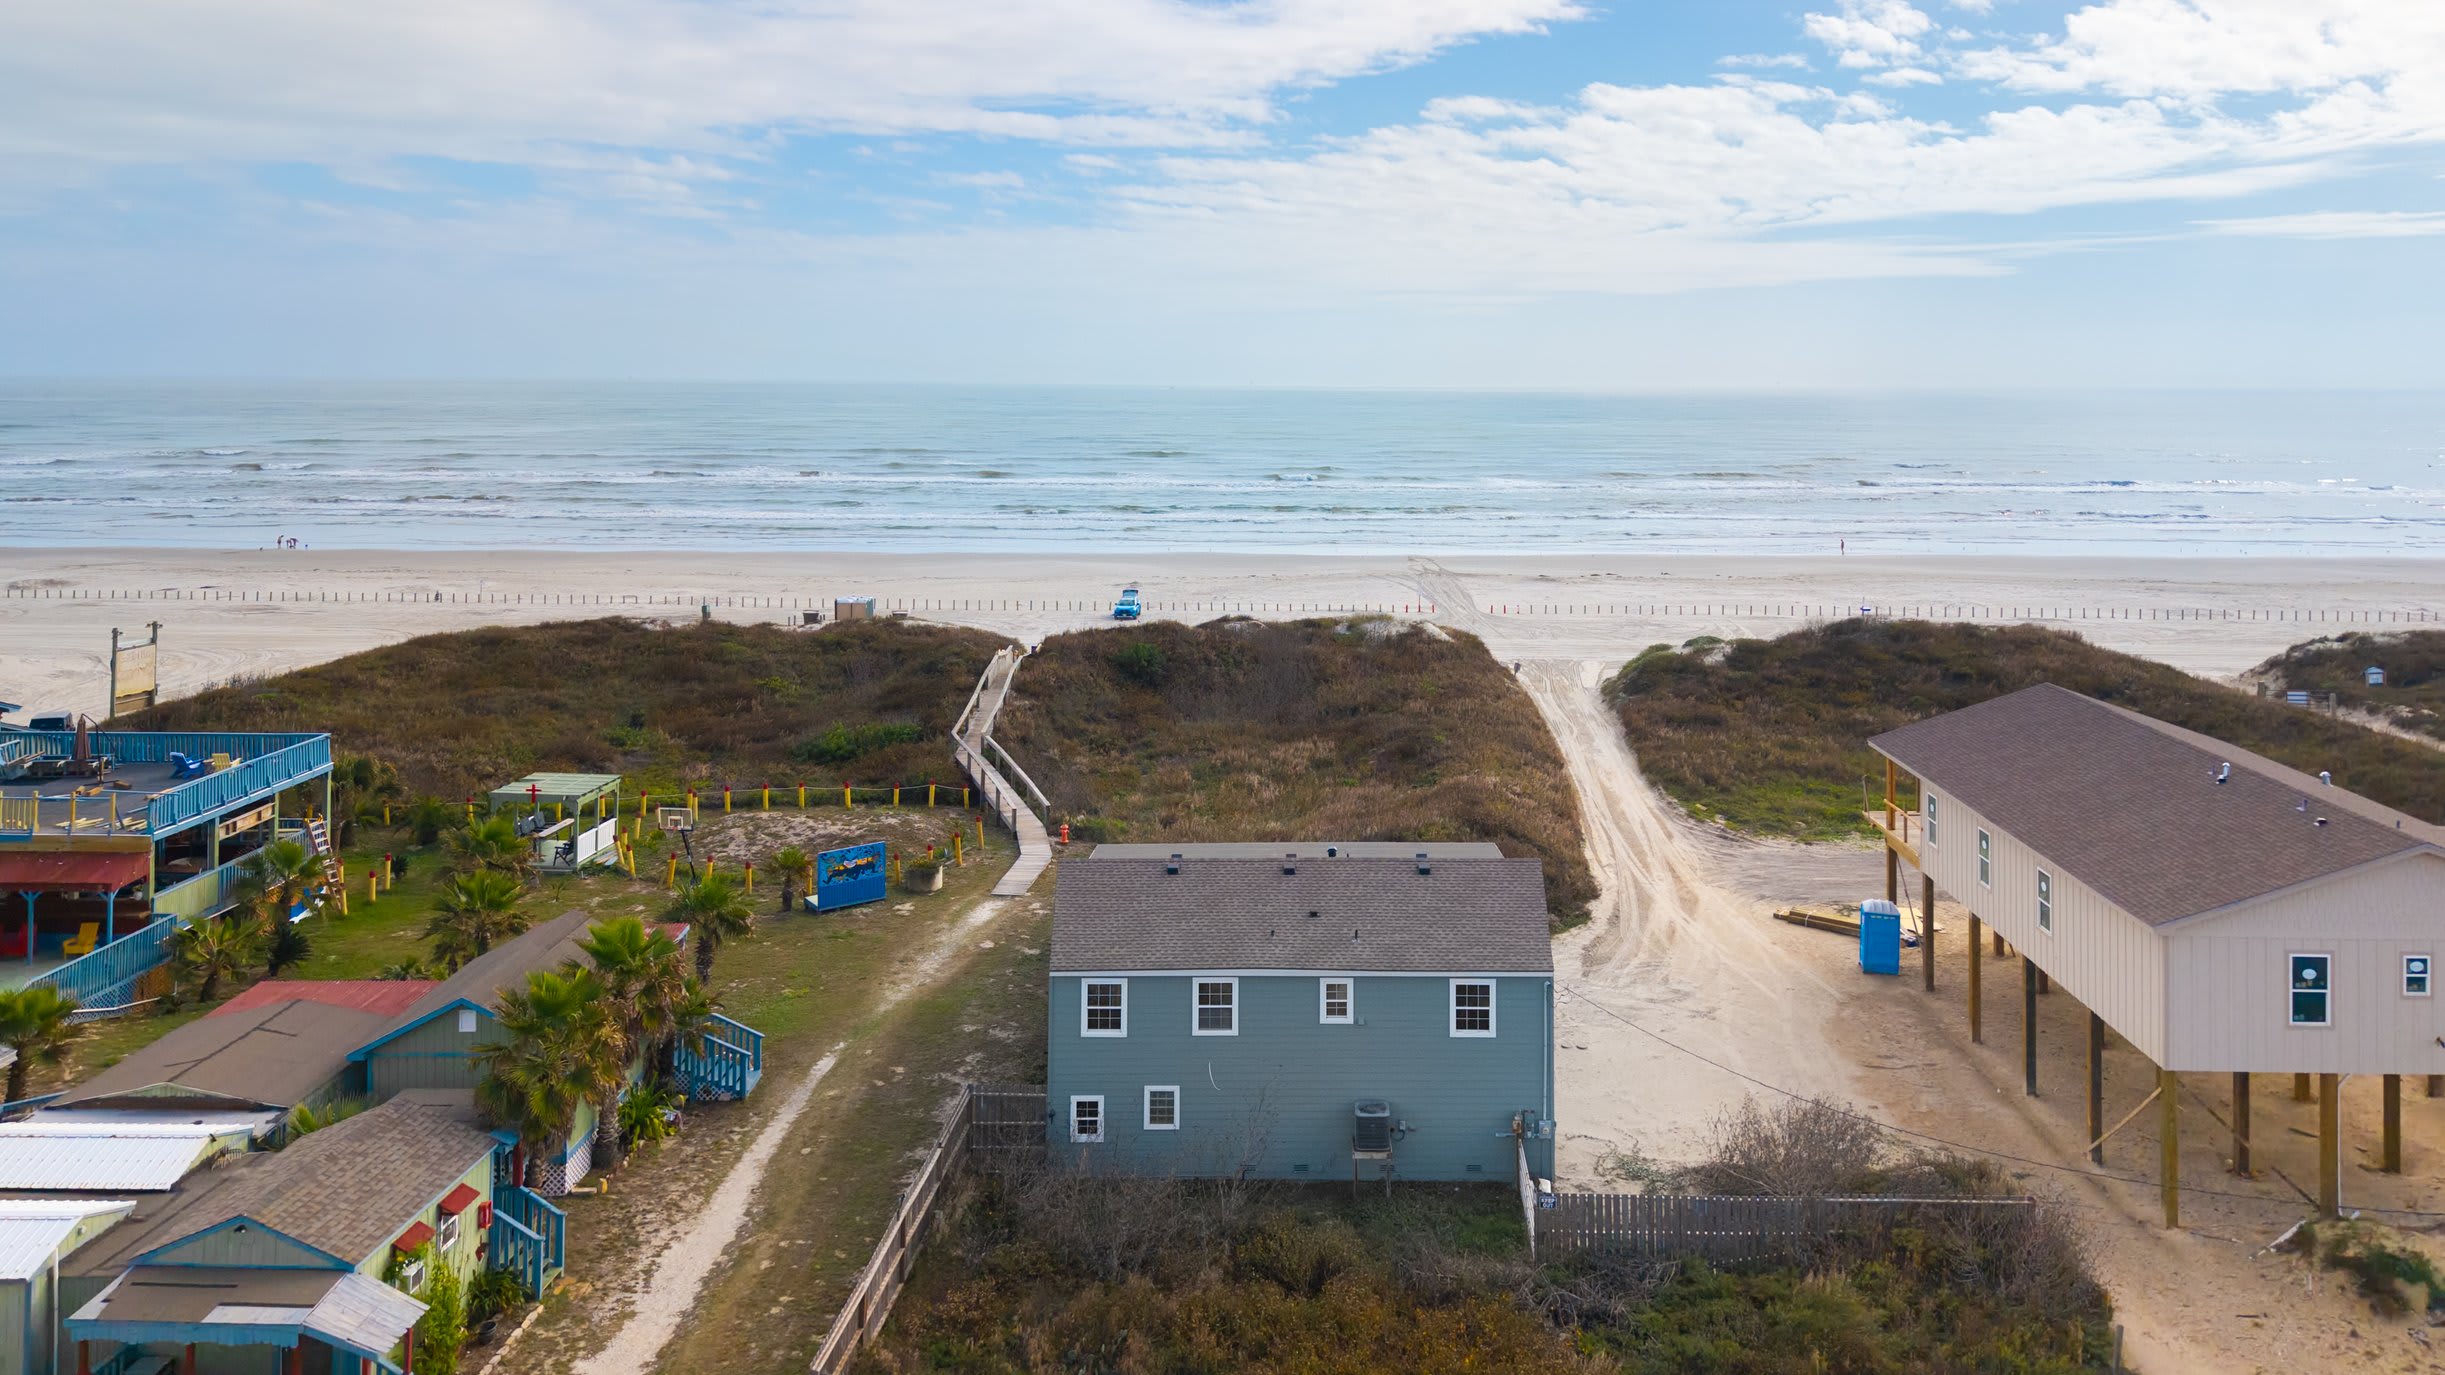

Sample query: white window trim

[1977,829,1992,888]
[1080,978,1128,1038]
[2290,953,2333,1028]
[1924,794,1939,847]
[1319,977,1354,1025]
[2406,954,2432,999]
[1069,1095,1105,1143]
[455,1007,478,1034]
[1192,977,1239,1036]
[1144,1085,1180,1131]
[1450,978,1496,1038]
[2035,869,2053,934]
[437,1210,460,1253]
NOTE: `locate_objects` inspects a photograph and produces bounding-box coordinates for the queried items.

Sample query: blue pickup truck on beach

[1112,587,1142,620]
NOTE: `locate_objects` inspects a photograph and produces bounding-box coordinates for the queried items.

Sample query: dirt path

[565,889,1016,1374]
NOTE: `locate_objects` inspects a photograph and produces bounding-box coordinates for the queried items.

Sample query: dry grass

[997,618,1598,925]
[2252,630,2445,742]
[131,618,1008,799]
[1613,619,2445,839]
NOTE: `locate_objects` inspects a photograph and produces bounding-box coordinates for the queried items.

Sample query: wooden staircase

[303,817,346,913]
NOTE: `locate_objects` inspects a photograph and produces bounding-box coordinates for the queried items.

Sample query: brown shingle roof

[61,1000,390,1111]
[1052,854,1552,973]
[73,1098,495,1272]
[357,909,599,1049]
[1870,683,2442,926]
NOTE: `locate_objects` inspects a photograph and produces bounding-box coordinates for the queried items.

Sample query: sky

[3,0,2442,388]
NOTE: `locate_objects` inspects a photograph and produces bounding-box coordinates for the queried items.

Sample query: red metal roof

[437,1183,480,1216]
[391,1221,434,1253]
[208,980,440,1020]
[0,850,150,893]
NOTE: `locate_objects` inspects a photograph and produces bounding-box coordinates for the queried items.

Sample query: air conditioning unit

[1353,1099,1393,1153]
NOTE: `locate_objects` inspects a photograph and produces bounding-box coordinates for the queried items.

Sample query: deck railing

[674,1014,764,1102]
[0,732,330,837]
[490,1185,568,1300]
[149,856,252,923]
[146,735,332,835]
[29,919,184,1011]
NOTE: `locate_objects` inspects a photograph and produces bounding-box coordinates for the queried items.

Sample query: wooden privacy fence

[1539,1193,2037,1265]
[810,1084,1046,1375]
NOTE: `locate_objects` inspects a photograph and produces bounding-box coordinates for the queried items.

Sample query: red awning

[0,850,150,893]
[391,1221,435,1253]
[437,1184,480,1217]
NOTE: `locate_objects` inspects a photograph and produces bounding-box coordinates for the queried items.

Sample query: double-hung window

[1194,978,1238,1035]
[1977,829,1992,888]
[1144,1086,1180,1131]
[1451,980,1495,1037]
[1082,979,1127,1037]
[2407,955,2431,998]
[2035,869,2053,933]
[1319,978,1354,1024]
[1070,1095,1105,1143]
[437,1211,460,1253]
[2290,954,2332,1027]
[1924,794,1939,847]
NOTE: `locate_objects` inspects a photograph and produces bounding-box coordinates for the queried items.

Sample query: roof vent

[2319,770,2333,787]
[1282,859,1297,875]
[2315,816,2330,827]
[1416,851,1431,875]
[1351,927,1361,943]
[1325,845,1340,858]
[1165,853,1181,875]
[2214,763,2231,785]
[1307,909,1319,920]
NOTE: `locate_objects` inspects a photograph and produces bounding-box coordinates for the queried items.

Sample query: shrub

[795,720,926,765]
[412,1253,466,1374]
[1110,640,1168,686]
[467,1266,530,1324]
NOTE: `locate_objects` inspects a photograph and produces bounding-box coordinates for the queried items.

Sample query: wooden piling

[2087,1013,2105,1164]
[2383,1074,2402,1173]
[1921,874,1935,992]
[2232,1073,2251,1177]
[2159,1069,2180,1228]
[2294,1073,2313,1103]
[2023,960,2039,1098]
[2319,1073,2341,1216]
[2431,1074,2445,1098]
[1967,914,1983,1043]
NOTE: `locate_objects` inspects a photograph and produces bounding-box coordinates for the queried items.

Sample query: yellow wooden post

[953,832,963,865]
[975,817,984,845]
[368,872,379,906]
[962,787,971,808]
[465,798,475,822]
[665,855,679,891]
[723,787,732,814]
[797,783,806,808]
[840,784,850,808]
[552,802,562,822]
[762,786,771,810]
[893,787,901,807]
[744,864,754,896]
[383,803,392,826]
[928,783,937,807]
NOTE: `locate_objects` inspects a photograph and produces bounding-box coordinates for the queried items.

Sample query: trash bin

[1858,899,1902,975]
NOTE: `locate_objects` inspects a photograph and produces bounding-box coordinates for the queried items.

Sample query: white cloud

[1718,53,1813,70]
[0,0,1586,176]
[1953,1,2445,101]
[1803,0,1936,70]
[2198,209,2445,239]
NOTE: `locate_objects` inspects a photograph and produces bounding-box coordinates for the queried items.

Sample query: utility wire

[1561,980,2445,1222]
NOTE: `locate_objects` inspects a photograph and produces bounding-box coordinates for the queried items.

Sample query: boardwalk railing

[490,1185,568,1299]
[1539,1193,2036,1264]
[30,919,183,1012]
[674,1014,765,1102]
[811,1083,1046,1374]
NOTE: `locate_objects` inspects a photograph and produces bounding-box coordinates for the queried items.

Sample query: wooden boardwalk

[952,647,1053,897]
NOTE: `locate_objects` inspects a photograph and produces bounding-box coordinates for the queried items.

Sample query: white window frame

[2290,953,2332,1028]
[1319,977,1354,1025]
[1143,1085,1180,1131]
[455,1007,478,1034]
[1069,1095,1105,1143]
[2035,869,2053,934]
[1081,978,1128,1037]
[1192,977,1239,1036]
[1450,979,1496,1038]
[437,1210,460,1253]
[1977,829,1992,888]
[1924,793,1938,847]
[2406,954,2431,999]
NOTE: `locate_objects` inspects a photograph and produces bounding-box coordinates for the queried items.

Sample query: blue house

[1047,843,1555,1184]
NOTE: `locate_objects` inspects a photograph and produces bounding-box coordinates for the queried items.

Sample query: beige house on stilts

[1868,683,2445,1226]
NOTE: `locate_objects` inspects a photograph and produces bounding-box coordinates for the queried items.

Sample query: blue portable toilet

[1858,900,1902,976]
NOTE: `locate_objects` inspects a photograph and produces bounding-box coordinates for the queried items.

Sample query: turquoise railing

[490,1185,567,1299]
[30,919,182,1011]
[149,856,250,923]
[674,1014,764,1102]
[0,731,330,837]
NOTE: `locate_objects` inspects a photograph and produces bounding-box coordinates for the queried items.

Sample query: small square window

[455,1008,478,1034]
[1144,1086,1179,1130]
[1194,979,1237,1035]
[1977,829,1992,888]
[1320,978,1353,1024]
[437,1211,460,1253]
[2406,955,2430,998]
[1070,1096,1104,1143]
[2036,869,2053,933]
[1082,979,1127,1036]
[2290,954,2331,1027]
[1451,980,1495,1037]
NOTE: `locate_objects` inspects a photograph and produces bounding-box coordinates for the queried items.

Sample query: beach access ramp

[951,647,1051,896]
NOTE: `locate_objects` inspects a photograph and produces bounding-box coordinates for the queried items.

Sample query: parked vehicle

[1113,587,1142,620]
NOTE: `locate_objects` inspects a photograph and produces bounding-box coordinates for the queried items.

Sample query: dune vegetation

[1611,619,2445,840]
[132,618,1007,800]
[995,617,1599,926]
[2251,630,2445,743]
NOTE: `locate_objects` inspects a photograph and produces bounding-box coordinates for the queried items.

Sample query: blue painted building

[1048,843,1555,1184]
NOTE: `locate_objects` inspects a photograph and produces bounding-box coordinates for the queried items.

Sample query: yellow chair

[61,923,100,957]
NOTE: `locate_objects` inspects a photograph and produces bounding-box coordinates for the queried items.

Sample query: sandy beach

[5,547,2439,711]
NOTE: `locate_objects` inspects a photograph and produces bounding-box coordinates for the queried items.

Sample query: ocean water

[2,382,2440,554]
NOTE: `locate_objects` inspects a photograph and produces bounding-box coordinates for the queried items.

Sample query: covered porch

[69,1265,425,1375]
[0,848,158,965]
[488,773,622,873]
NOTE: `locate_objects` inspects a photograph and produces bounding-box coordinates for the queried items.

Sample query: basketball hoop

[658,807,694,835]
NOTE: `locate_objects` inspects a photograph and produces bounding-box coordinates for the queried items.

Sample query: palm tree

[0,987,82,1103]
[403,796,456,847]
[448,815,532,878]
[330,755,401,848]
[176,917,263,1003]
[666,871,755,981]
[771,847,813,914]
[475,966,624,1191]
[426,871,530,971]
[234,837,322,977]
[575,916,690,1169]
